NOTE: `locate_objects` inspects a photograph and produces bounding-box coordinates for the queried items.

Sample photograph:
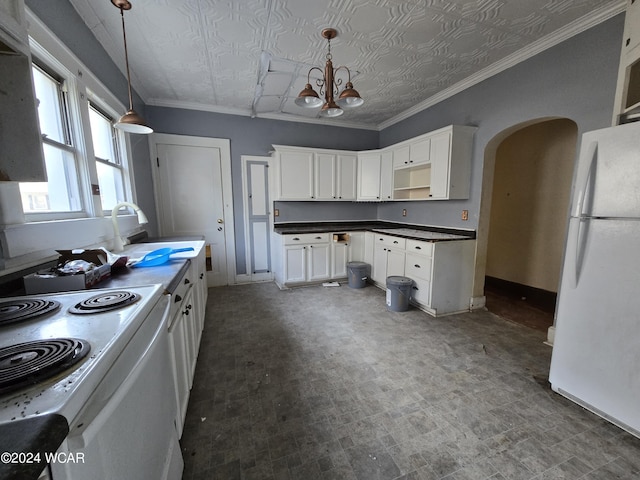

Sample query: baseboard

[485,276,556,313]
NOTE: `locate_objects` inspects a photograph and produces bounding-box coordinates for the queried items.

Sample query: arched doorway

[477,118,578,335]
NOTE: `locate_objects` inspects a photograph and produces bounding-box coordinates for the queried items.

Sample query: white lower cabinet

[166,248,207,439]
[282,233,331,284]
[331,241,349,278]
[372,235,406,284]
[168,280,194,438]
[307,243,331,281]
[274,230,474,316]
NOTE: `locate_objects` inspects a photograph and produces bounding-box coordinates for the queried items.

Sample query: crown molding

[146,98,379,130]
[377,0,627,131]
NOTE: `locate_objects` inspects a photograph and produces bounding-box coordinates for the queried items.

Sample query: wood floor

[484,285,554,333]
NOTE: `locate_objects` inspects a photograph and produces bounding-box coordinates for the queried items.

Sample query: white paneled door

[151,135,235,287]
[242,156,272,282]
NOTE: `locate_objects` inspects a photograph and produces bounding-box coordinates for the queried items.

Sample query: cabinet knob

[315,236,322,239]
[414,264,421,268]
[174,294,182,303]
[293,237,300,241]
[393,240,398,244]
[415,246,421,250]
[310,245,313,248]
[184,278,190,284]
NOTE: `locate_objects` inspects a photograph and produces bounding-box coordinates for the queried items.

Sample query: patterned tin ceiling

[67,0,624,129]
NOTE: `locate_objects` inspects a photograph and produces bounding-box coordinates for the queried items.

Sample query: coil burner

[0,338,91,395]
[69,290,141,315]
[0,299,61,326]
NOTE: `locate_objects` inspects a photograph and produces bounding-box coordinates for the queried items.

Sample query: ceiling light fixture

[111,0,152,134]
[295,28,363,118]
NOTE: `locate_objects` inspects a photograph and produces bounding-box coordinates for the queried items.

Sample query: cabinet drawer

[406,239,433,256]
[410,277,431,307]
[405,253,432,281]
[375,234,406,249]
[284,233,330,245]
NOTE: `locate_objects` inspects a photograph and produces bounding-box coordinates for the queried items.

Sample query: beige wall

[485,119,577,292]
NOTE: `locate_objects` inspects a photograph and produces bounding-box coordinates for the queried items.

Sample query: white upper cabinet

[336,154,357,200]
[392,125,476,201]
[356,151,382,201]
[273,125,475,202]
[275,148,315,200]
[315,153,336,200]
[272,146,357,201]
[613,0,640,124]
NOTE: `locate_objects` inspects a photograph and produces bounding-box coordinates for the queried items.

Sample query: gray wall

[28,1,625,278]
[378,14,624,230]
[146,108,379,273]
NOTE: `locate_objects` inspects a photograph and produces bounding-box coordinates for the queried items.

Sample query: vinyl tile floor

[180,282,640,480]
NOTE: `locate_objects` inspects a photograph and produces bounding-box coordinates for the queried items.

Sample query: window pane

[89,106,118,163]
[32,66,66,144]
[19,144,81,213]
[96,161,125,211]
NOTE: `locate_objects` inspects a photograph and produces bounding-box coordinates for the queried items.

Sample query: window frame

[22,22,137,222]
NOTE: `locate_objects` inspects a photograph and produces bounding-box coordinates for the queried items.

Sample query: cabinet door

[315,153,336,200]
[182,287,197,383]
[392,145,410,168]
[336,154,357,200]
[308,244,330,281]
[386,249,406,277]
[357,152,382,200]
[331,242,349,278]
[348,232,365,262]
[278,151,314,200]
[410,138,431,165]
[623,0,640,55]
[429,131,452,199]
[284,245,306,282]
[168,309,190,436]
[372,245,388,284]
[380,151,394,201]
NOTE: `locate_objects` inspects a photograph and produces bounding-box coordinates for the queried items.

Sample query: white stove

[0,284,183,480]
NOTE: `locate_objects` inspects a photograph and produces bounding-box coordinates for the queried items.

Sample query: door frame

[149,133,236,286]
[240,155,273,283]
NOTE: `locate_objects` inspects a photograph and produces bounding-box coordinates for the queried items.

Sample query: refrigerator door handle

[574,141,598,218]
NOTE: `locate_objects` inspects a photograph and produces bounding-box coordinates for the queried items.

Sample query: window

[89,104,126,211]
[19,63,82,214]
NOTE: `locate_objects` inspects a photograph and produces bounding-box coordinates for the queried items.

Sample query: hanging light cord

[119,6,134,112]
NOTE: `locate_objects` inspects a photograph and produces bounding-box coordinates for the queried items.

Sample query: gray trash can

[386,276,413,312]
[347,262,369,288]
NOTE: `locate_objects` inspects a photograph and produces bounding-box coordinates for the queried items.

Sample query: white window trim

[0,9,144,273]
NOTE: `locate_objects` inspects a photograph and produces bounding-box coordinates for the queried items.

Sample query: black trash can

[347,262,369,288]
[386,276,413,312]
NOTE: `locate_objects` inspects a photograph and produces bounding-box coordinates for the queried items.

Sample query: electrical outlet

[274,209,279,217]
[461,210,468,221]
[402,209,407,217]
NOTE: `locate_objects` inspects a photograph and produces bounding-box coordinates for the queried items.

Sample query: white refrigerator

[549,121,640,438]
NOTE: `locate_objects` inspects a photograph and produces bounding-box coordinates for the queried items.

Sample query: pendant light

[295,28,363,118]
[111,0,152,134]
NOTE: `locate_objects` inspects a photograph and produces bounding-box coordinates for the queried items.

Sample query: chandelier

[111,0,152,134]
[295,28,363,118]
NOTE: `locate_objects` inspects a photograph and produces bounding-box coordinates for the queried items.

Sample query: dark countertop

[273,221,475,241]
[0,414,68,480]
[101,259,191,294]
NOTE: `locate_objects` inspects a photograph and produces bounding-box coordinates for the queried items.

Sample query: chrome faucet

[111,202,148,252]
